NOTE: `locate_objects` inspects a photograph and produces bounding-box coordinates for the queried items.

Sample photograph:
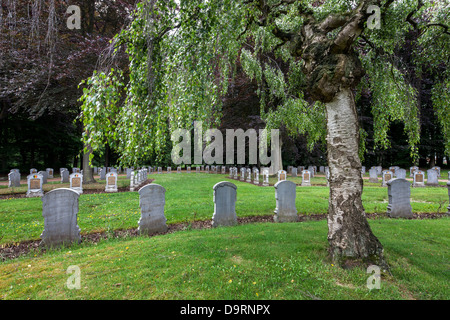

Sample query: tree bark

[82,142,96,184]
[326,88,387,268]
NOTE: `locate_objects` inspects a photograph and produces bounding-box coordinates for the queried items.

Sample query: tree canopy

[79,0,449,168]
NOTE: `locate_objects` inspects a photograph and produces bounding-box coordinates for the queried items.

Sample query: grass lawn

[0,173,448,245]
[0,218,448,300]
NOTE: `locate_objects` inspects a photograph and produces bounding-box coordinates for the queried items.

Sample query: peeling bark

[326,88,386,268]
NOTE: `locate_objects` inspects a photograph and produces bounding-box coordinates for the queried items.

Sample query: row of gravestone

[227,167,314,187]
[37,179,450,247]
[25,172,121,197]
[369,168,447,187]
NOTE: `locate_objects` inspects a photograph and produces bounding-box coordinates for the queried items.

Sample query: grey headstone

[8,171,20,188]
[99,168,106,180]
[246,168,252,183]
[105,172,118,193]
[61,169,69,183]
[413,170,425,187]
[381,170,393,187]
[30,168,38,174]
[447,181,450,216]
[253,168,259,184]
[138,184,168,235]
[46,168,54,179]
[212,181,237,228]
[69,173,83,194]
[274,180,298,223]
[291,167,297,177]
[395,169,406,179]
[426,169,439,186]
[38,171,48,184]
[26,173,44,198]
[301,170,311,186]
[40,188,81,247]
[410,166,418,177]
[262,168,270,186]
[240,168,246,181]
[387,179,413,218]
[277,170,287,182]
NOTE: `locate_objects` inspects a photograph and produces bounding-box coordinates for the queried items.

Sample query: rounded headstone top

[138,183,166,194]
[213,181,237,190]
[387,178,410,186]
[274,180,296,188]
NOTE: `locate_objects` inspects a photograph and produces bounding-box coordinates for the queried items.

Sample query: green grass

[0,218,448,299]
[0,173,448,245]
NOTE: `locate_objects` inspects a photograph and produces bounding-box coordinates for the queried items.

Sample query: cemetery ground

[0,172,449,300]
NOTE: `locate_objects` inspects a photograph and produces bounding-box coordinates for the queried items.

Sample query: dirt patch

[1,212,447,262]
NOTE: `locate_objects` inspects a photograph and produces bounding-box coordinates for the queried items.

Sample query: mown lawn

[0,218,448,300]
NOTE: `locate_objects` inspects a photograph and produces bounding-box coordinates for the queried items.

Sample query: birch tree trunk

[82,142,96,184]
[326,88,386,268]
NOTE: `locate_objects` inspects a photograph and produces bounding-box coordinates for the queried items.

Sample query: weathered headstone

[73,168,80,174]
[187,166,191,173]
[99,168,106,180]
[301,170,311,186]
[105,172,118,193]
[291,167,297,177]
[274,180,298,223]
[432,166,441,178]
[410,166,418,177]
[26,174,44,198]
[46,168,54,179]
[381,170,393,187]
[246,168,252,183]
[40,188,81,247]
[130,171,136,191]
[30,168,38,174]
[240,168,246,181]
[158,167,162,174]
[262,168,270,186]
[60,169,69,183]
[319,166,324,173]
[138,184,168,235]
[177,167,182,174]
[395,168,406,179]
[38,171,48,184]
[196,166,200,173]
[277,170,287,182]
[387,179,413,218]
[307,166,315,178]
[253,168,259,185]
[8,171,20,188]
[211,181,237,227]
[222,166,226,174]
[426,169,439,186]
[369,168,378,183]
[126,168,132,179]
[233,167,238,179]
[205,165,210,173]
[413,170,425,187]
[361,166,366,175]
[69,173,83,194]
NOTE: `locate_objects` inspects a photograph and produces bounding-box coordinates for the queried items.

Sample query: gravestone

[222,166,226,174]
[277,170,287,182]
[130,171,136,191]
[126,168,132,179]
[94,167,98,174]
[287,166,293,174]
[158,167,162,174]
[205,165,209,173]
[46,168,54,179]
[40,188,81,247]
[413,170,425,187]
[274,180,298,223]
[70,173,83,194]
[240,168,246,181]
[307,166,315,178]
[361,166,366,175]
[301,170,311,186]
[30,168,38,174]
[426,169,439,186]
[291,167,297,177]
[410,166,418,177]
[8,171,20,188]
[38,171,48,184]
[297,166,304,173]
[196,167,200,173]
[138,184,168,235]
[387,179,413,218]
[105,172,118,193]
[396,169,406,179]
[319,166,324,173]
[246,168,252,183]
[381,170,393,187]
[201,165,204,171]
[26,174,44,198]
[233,167,238,179]
[99,168,106,180]
[253,168,259,185]
[211,181,237,228]
[432,166,441,178]
[73,168,80,174]
[167,167,171,173]
[376,166,382,176]
[177,167,182,174]
[262,168,270,186]
[60,169,69,183]
[187,166,191,173]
